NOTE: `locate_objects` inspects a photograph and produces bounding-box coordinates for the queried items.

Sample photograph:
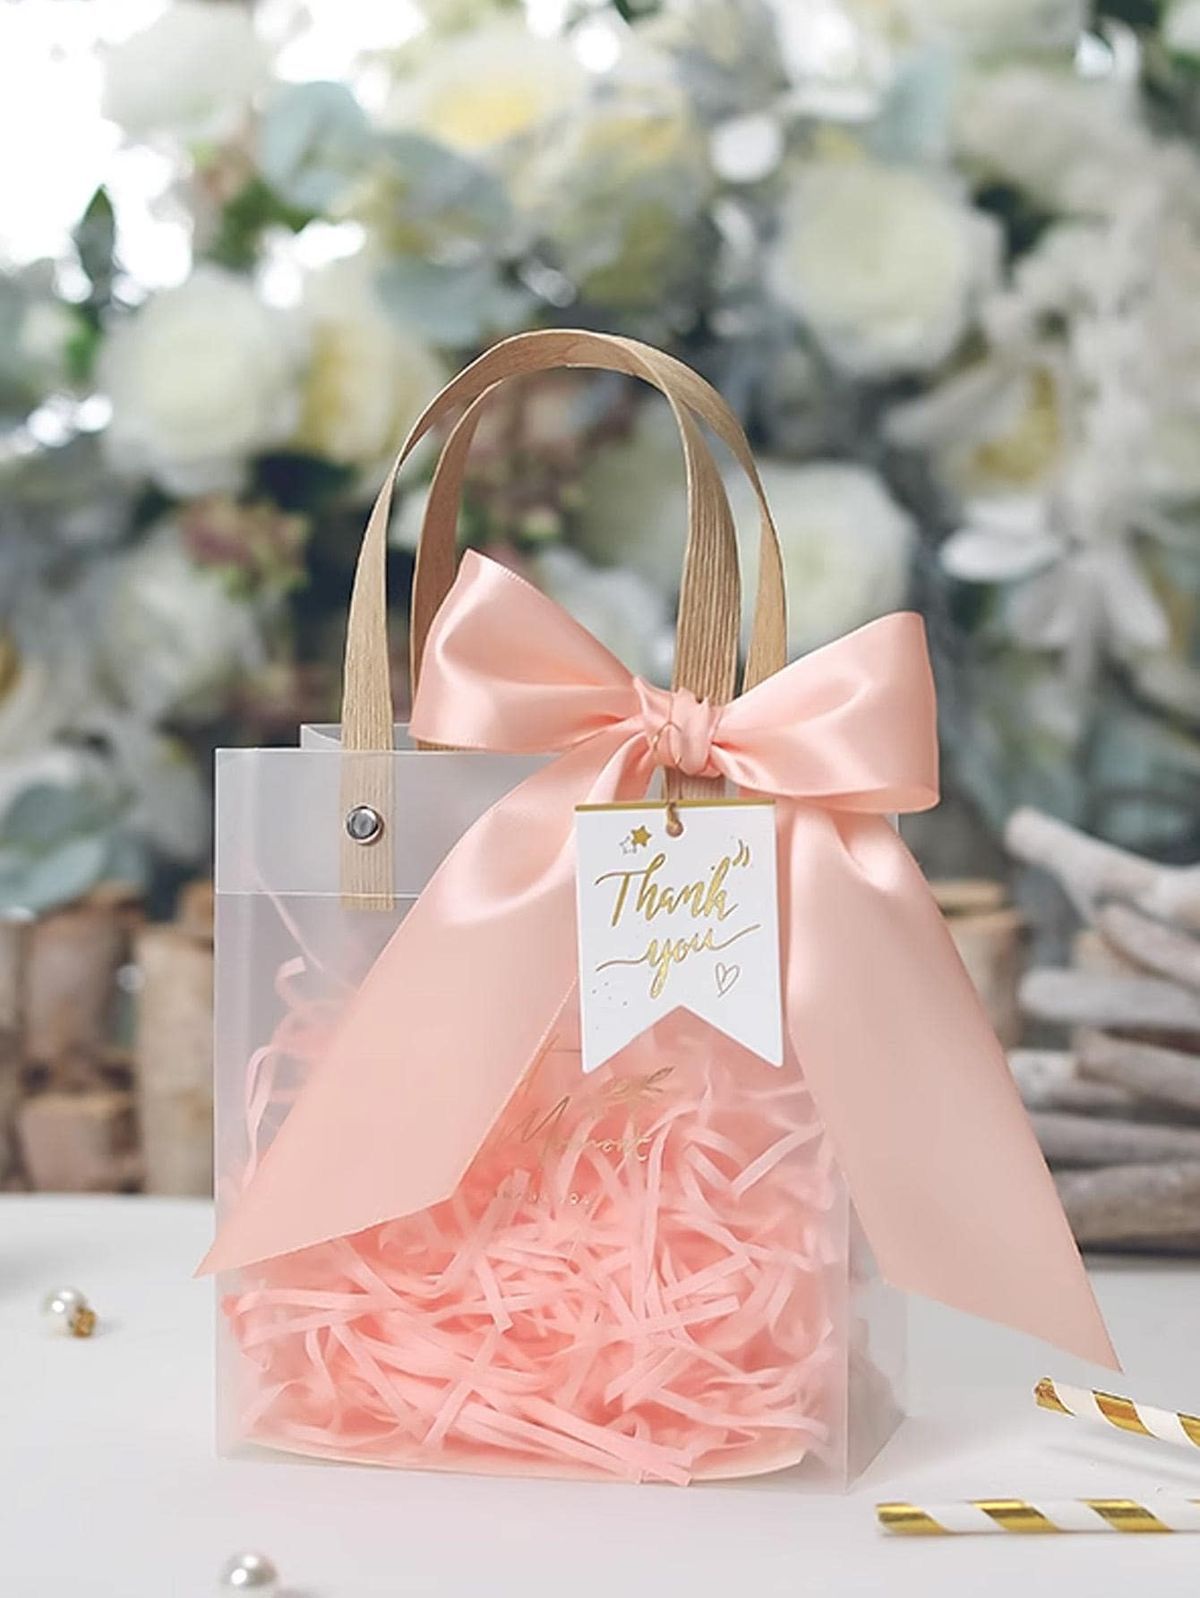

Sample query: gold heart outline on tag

[715,962,740,997]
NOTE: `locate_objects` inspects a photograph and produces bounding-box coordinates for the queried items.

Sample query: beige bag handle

[408,336,788,700]
[340,329,787,906]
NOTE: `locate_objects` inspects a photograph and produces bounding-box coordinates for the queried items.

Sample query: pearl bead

[219,1551,279,1591]
[41,1286,95,1337]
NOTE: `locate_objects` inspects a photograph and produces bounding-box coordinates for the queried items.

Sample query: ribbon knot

[636,681,723,778]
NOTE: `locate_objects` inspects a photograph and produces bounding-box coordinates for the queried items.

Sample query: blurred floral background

[5,0,1200,918]
[5,0,1200,1219]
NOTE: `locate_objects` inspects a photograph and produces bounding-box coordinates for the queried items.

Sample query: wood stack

[934,879,1024,1048]
[133,880,214,1197]
[0,917,24,1188]
[9,886,142,1193]
[1,881,215,1197]
[1006,806,1200,1251]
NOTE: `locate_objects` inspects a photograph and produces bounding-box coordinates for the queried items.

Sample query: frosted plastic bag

[204,330,1112,1486]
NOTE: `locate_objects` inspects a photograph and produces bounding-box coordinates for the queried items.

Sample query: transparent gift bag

[212,741,903,1483]
[202,331,1112,1486]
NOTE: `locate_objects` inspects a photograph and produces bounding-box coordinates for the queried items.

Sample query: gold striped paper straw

[878,1498,1200,1535]
[1036,1376,1200,1451]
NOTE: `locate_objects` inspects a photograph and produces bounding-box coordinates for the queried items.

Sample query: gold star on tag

[630,825,652,848]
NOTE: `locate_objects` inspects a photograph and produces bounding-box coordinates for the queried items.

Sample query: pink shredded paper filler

[225,986,840,1485]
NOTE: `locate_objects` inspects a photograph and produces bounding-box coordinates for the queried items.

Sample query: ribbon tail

[201,732,651,1274]
[780,804,1118,1368]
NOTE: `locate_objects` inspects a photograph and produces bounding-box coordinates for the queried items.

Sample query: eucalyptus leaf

[0,264,74,418]
[1088,700,1200,852]
[72,186,117,306]
[375,131,513,244]
[0,834,111,917]
[2,782,121,852]
[258,81,373,214]
[376,257,531,344]
[102,831,150,892]
[0,278,37,419]
[869,47,955,166]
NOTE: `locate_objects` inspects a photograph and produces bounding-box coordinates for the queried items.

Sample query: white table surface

[4,1196,1200,1596]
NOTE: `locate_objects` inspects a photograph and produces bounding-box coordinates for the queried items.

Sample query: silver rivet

[346,803,384,845]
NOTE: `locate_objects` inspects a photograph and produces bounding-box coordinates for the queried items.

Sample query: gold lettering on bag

[499,1063,676,1187]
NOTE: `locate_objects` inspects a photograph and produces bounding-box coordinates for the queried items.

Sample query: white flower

[100,268,306,496]
[385,22,587,158]
[1165,0,1200,57]
[941,495,1169,672]
[422,0,520,30]
[955,67,1154,219]
[1134,205,1200,499]
[709,113,786,185]
[83,711,208,864]
[294,254,448,477]
[767,0,899,121]
[904,0,1085,53]
[0,639,88,761]
[729,461,916,656]
[516,78,711,308]
[18,301,77,389]
[101,1,268,143]
[941,495,1061,582]
[887,351,1068,497]
[99,524,265,723]
[530,546,674,682]
[769,159,997,376]
[574,403,690,594]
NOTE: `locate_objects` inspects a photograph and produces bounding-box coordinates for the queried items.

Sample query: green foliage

[1092,0,1163,29]
[372,131,514,249]
[609,0,663,19]
[257,80,374,213]
[973,182,1056,258]
[63,312,102,387]
[0,782,142,917]
[375,256,531,344]
[250,452,357,517]
[72,186,117,310]
[206,177,315,272]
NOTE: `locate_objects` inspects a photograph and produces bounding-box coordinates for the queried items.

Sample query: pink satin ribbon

[202,553,1115,1369]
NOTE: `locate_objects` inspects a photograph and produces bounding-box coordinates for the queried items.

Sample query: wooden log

[17,1089,139,1192]
[934,879,1006,916]
[1006,807,1200,928]
[0,918,26,1187]
[1089,1234,1200,1256]
[0,915,27,1032]
[134,922,213,1197]
[1009,1049,1139,1114]
[23,897,134,1064]
[1095,901,1200,992]
[1031,1110,1200,1166]
[0,1032,21,1188]
[1071,928,1139,977]
[177,879,214,941]
[1056,1161,1200,1244]
[934,880,1024,1048]
[1077,1029,1200,1114]
[1020,968,1200,1034]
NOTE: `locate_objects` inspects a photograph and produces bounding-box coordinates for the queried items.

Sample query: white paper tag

[574,800,783,1075]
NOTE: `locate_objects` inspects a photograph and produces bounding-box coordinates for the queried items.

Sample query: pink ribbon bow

[202,553,1115,1368]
